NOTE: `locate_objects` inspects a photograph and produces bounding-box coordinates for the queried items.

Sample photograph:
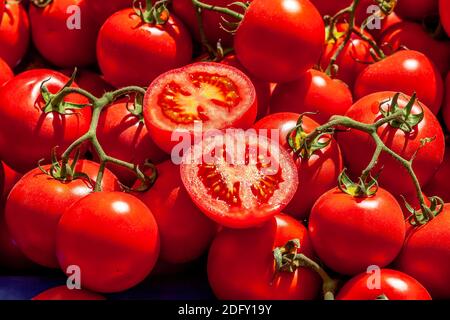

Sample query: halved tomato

[143,62,257,154]
[180,131,298,228]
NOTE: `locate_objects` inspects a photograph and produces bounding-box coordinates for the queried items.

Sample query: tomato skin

[309,187,406,275]
[56,192,160,293]
[441,0,450,36]
[0,2,30,68]
[0,69,92,173]
[270,69,353,124]
[442,73,450,131]
[310,0,373,23]
[234,0,324,82]
[395,0,438,21]
[1,161,22,200]
[207,214,320,299]
[97,9,193,88]
[61,69,113,98]
[396,205,450,299]
[253,113,343,219]
[135,161,217,264]
[336,269,431,300]
[5,160,120,268]
[337,91,445,196]
[32,286,105,300]
[0,57,13,87]
[424,147,450,203]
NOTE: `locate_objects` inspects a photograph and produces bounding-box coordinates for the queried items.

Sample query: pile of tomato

[1,0,450,301]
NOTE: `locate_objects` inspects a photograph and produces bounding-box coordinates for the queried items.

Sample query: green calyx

[134,0,170,25]
[125,94,145,122]
[375,0,397,16]
[404,195,445,226]
[379,92,424,133]
[273,239,303,274]
[31,0,53,8]
[338,169,379,197]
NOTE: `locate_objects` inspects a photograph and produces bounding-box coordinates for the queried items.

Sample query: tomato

[336,269,431,300]
[0,69,91,173]
[337,92,445,196]
[270,69,353,124]
[143,62,257,154]
[207,214,320,299]
[354,50,444,114]
[234,0,324,82]
[424,147,450,203]
[369,12,402,41]
[135,160,217,264]
[441,0,450,36]
[61,69,113,98]
[0,2,30,67]
[32,286,105,300]
[56,192,160,293]
[395,0,438,21]
[29,0,98,67]
[85,0,135,26]
[97,102,166,186]
[309,187,405,275]
[97,9,193,88]
[0,56,13,87]
[321,23,376,90]
[310,0,374,23]
[396,205,450,299]
[180,131,298,228]
[0,1,4,24]
[443,73,450,131]
[253,113,343,219]
[5,160,120,268]
[0,161,22,201]
[380,21,450,75]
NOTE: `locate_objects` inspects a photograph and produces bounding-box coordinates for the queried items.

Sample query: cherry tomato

[0,2,30,67]
[97,9,193,88]
[270,69,353,124]
[0,56,13,87]
[32,286,105,300]
[395,0,438,21]
[309,187,406,275]
[5,160,120,268]
[61,69,113,98]
[180,131,298,228]
[56,192,160,293]
[143,62,257,154]
[338,92,445,196]
[336,269,431,300]
[0,69,91,173]
[354,50,444,114]
[441,0,450,36]
[253,112,343,219]
[442,73,450,131]
[207,214,320,299]
[396,205,450,299]
[234,0,324,82]
[424,147,450,203]
[135,160,217,264]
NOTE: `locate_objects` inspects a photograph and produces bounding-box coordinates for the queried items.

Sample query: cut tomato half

[180,131,298,228]
[143,62,257,153]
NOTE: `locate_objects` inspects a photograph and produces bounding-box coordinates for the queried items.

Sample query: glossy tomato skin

[56,192,160,293]
[336,269,431,300]
[396,205,450,299]
[235,0,324,82]
[309,187,406,275]
[208,214,320,299]
[395,0,438,20]
[135,161,217,264]
[0,161,22,200]
[443,73,450,131]
[5,160,120,268]
[0,57,13,87]
[32,286,105,300]
[97,9,193,88]
[441,0,450,36]
[97,102,166,186]
[253,113,343,219]
[270,69,353,124]
[424,147,450,203]
[61,69,113,98]
[337,92,445,196]
[0,69,91,173]
[0,2,30,67]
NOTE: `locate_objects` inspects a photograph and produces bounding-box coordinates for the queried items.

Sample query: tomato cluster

[0,0,450,301]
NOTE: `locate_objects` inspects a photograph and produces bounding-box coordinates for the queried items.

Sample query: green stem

[191,0,244,20]
[351,27,385,59]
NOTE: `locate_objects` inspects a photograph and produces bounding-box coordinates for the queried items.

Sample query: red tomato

[380,21,450,75]
[32,286,105,300]
[143,62,257,154]
[0,161,22,201]
[396,205,450,299]
[443,72,450,131]
[56,192,160,293]
[0,56,12,87]
[234,0,324,82]
[85,0,135,26]
[369,12,402,41]
[395,0,438,20]
[441,0,450,36]
[97,102,166,186]
[5,160,120,268]
[97,9,193,88]
[61,69,113,98]
[337,92,445,196]
[354,50,444,114]
[270,69,353,124]
[0,69,91,173]
[423,147,450,203]
[180,131,298,228]
[336,269,431,300]
[0,1,4,24]
[253,113,343,219]
[309,187,406,275]
[310,0,374,23]
[135,160,217,264]
[207,214,320,299]
[29,0,98,67]
[0,2,30,67]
